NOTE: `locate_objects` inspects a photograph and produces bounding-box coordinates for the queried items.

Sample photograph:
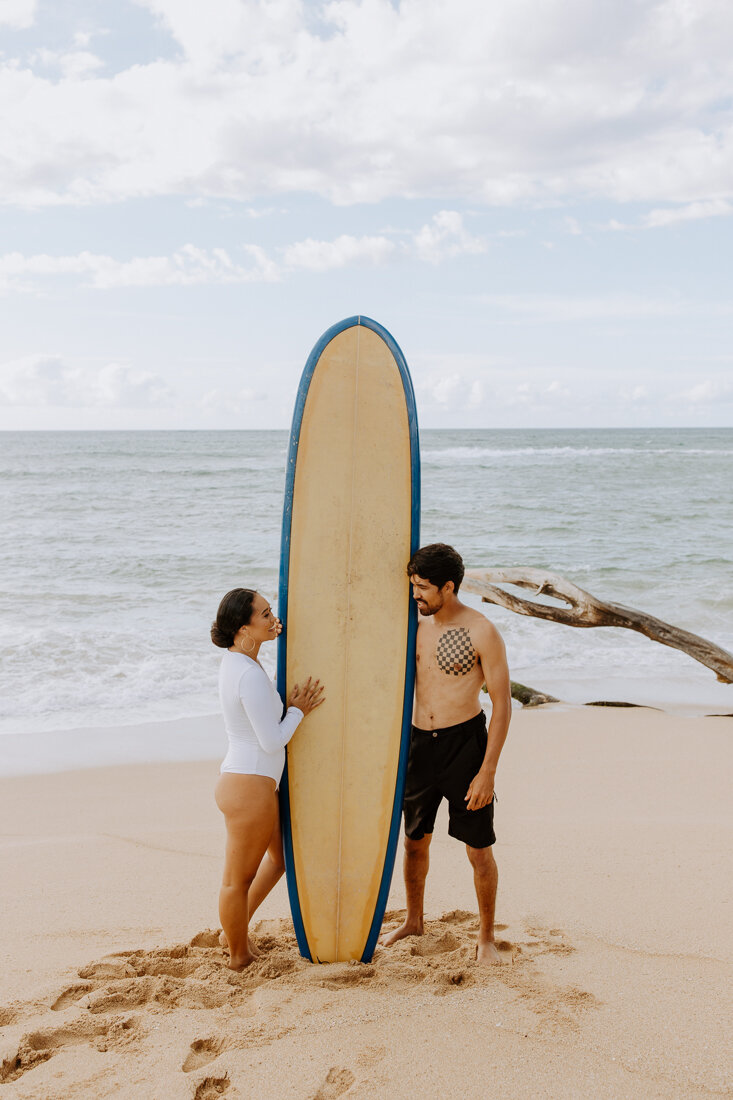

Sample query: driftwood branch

[463,568,733,685]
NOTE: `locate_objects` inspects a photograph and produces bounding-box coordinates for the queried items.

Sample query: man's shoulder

[458,605,503,646]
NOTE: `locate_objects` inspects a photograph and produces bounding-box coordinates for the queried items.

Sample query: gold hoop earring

[240,633,255,654]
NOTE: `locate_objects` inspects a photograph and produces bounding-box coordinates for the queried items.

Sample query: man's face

[410,574,450,616]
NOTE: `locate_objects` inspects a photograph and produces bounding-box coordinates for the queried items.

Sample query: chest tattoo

[436,628,477,677]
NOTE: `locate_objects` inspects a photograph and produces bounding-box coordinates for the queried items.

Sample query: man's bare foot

[379,920,423,948]
[476,940,503,965]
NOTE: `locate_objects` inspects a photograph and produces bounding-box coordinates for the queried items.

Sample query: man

[381,543,511,964]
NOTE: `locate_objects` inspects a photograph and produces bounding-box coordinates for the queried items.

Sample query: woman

[211,587,324,970]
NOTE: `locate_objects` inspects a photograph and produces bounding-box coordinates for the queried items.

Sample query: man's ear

[441,580,455,596]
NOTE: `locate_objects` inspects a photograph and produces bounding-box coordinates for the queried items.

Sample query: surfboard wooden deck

[277,316,420,963]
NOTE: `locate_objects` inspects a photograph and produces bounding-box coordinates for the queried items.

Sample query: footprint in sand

[312,1066,356,1099]
[183,1037,227,1073]
[50,982,94,1011]
[193,1075,230,1099]
[519,924,575,958]
[0,1015,140,1084]
[316,963,375,991]
[409,930,460,957]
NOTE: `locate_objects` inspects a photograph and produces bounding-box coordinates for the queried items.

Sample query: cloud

[29,47,104,79]
[0,356,172,407]
[0,212,487,292]
[479,292,733,322]
[0,0,36,29]
[412,211,486,263]
[643,199,733,227]
[201,386,268,412]
[430,373,463,405]
[282,234,395,272]
[1,0,732,209]
[667,378,733,405]
[0,245,279,291]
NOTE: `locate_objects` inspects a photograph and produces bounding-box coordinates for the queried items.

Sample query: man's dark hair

[407,543,465,594]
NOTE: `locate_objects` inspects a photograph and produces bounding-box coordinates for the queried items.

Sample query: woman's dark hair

[407,543,465,594]
[211,588,257,648]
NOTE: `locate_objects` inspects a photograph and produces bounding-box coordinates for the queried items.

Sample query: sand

[1,706,731,1099]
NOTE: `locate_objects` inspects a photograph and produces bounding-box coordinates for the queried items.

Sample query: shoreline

[2,689,732,778]
[0,705,730,1097]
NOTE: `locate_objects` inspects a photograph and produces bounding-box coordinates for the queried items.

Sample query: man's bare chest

[416,625,479,679]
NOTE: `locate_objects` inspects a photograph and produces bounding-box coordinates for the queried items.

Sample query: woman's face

[243,593,280,645]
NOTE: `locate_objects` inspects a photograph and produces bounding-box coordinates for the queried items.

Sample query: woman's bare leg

[247,802,285,920]
[215,774,278,970]
[218,803,286,953]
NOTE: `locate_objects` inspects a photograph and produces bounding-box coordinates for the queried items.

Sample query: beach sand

[1,707,731,1099]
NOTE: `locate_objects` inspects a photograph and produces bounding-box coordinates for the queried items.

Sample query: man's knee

[405,833,431,857]
[466,843,496,872]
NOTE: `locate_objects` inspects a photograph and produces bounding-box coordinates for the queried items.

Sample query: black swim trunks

[403,711,496,849]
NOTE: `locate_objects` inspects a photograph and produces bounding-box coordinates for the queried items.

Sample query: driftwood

[509,680,558,707]
[463,568,733,685]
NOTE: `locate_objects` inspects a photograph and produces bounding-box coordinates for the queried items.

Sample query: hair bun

[210,623,232,649]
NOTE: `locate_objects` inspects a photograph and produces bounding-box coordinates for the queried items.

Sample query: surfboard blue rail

[277,315,420,963]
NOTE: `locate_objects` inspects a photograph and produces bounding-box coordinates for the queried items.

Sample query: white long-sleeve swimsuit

[219,650,303,786]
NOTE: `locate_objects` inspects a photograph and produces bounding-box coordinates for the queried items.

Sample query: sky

[0,0,731,430]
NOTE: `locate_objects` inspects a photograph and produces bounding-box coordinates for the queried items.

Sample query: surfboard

[277,316,420,964]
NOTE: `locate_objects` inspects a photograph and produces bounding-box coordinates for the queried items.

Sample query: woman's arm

[239,666,303,754]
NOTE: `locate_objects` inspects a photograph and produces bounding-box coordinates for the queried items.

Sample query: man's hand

[465,768,495,811]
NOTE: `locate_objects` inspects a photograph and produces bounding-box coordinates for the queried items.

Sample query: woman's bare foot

[379,919,423,948]
[219,931,260,958]
[476,940,503,965]
[226,951,254,971]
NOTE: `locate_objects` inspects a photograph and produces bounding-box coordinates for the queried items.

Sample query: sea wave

[421,446,733,464]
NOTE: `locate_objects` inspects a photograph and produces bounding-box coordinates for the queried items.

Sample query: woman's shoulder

[234,655,270,688]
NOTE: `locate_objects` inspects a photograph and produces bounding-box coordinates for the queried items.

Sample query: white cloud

[412,211,486,263]
[480,292,733,322]
[0,245,279,291]
[468,380,484,408]
[202,386,268,412]
[0,0,36,29]
[30,47,104,79]
[667,379,733,405]
[430,373,462,406]
[643,199,733,227]
[1,0,732,209]
[0,212,488,293]
[282,234,395,272]
[0,355,172,407]
[621,384,650,403]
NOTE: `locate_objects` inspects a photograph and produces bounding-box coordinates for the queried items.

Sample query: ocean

[1,428,732,746]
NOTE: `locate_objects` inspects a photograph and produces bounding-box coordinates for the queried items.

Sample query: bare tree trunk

[463,568,733,685]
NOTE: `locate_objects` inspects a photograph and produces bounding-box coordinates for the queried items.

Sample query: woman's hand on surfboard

[289,677,325,716]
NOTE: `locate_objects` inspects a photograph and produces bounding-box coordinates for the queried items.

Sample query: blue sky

[1,0,731,429]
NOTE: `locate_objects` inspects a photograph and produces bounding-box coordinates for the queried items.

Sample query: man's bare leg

[379,834,431,946]
[467,843,501,964]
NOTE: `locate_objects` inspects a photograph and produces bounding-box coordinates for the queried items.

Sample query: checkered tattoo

[436,627,477,676]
